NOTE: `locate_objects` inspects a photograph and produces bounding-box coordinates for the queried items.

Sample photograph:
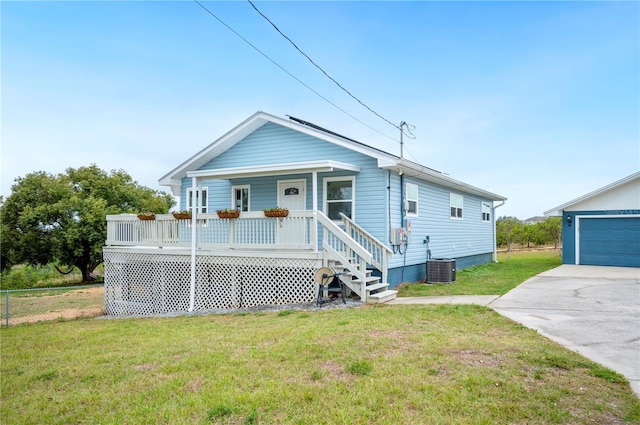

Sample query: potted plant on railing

[137,211,156,220]
[216,208,240,219]
[172,210,192,220]
[263,207,289,218]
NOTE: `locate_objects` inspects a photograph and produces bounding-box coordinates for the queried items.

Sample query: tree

[0,165,174,281]
[538,216,563,248]
[496,216,523,252]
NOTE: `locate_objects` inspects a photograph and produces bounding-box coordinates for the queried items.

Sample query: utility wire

[192,0,400,143]
[247,0,400,131]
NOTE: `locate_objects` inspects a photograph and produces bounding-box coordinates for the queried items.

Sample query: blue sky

[2,1,638,219]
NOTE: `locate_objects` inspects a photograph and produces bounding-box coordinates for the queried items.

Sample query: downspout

[399,169,407,282]
[387,171,392,245]
[399,170,405,229]
[189,176,198,312]
[492,200,505,263]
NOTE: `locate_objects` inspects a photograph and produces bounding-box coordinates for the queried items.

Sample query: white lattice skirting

[103,250,319,316]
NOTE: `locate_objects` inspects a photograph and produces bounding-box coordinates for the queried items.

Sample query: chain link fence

[0,284,105,327]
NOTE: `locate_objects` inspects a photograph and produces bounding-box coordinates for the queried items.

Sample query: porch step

[367,290,398,304]
[331,264,374,277]
[351,275,380,285]
[365,283,388,294]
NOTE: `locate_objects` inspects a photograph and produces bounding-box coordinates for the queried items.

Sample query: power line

[192,0,400,144]
[247,0,400,131]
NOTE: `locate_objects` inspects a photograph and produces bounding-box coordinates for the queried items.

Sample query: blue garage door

[579,217,640,267]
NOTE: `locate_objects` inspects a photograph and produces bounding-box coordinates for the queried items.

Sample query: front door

[277,179,306,211]
[277,179,306,245]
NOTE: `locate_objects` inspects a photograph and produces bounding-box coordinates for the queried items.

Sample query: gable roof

[544,171,640,216]
[159,111,506,202]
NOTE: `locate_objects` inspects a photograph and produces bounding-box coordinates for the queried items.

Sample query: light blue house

[103,111,506,315]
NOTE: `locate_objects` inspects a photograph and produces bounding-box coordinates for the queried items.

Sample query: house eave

[379,160,507,202]
[158,111,395,190]
[186,160,360,180]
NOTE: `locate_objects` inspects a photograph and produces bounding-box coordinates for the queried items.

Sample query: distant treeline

[496,216,562,251]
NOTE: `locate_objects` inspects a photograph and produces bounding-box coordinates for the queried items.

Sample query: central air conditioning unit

[426,259,456,284]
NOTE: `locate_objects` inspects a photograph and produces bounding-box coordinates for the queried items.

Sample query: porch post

[312,171,318,252]
[312,171,318,211]
[189,176,198,312]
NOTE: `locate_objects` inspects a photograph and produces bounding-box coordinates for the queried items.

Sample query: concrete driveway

[490,265,640,397]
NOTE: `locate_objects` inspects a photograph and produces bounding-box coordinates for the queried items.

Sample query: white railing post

[229,218,235,247]
[381,250,388,284]
[311,211,318,252]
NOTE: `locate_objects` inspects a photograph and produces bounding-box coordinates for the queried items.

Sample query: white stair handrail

[317,211,373,301]
[340,213,391,283]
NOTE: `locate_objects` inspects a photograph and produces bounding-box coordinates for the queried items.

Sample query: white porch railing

[340,213,392,284]
[106,211,317,250]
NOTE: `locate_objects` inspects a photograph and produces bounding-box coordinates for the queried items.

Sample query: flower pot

[137,214,155,220]
[172,213,192,220]
[217,211,240,219]
[264,210,289,218]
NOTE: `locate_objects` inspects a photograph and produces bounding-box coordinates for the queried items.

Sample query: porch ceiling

[186,160,360,180]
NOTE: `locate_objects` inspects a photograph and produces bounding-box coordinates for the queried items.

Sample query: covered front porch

[103,210,395,316]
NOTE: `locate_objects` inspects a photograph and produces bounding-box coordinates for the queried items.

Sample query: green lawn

[397,250,563,297]
[2,303,639,424]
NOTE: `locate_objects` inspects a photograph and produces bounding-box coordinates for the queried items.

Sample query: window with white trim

[406,182,418,216]
[450,193,463,219]
[187,187,208,213]
[482,202,491,222]
[232,185,250,212]
[324,177,355,221]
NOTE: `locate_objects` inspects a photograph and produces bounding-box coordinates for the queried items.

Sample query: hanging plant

[137,211,156,220]
[217,208,240,219]
[263,207,289,218]
[172,210,192,220]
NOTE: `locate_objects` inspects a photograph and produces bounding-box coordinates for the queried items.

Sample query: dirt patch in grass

[449,349,505,368]
[8,307,105,325]
[6,286,105,325]
[319,360,353,382]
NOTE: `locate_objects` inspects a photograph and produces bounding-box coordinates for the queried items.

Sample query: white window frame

[405,182,418,216]
[323,176,355,222]
[187,187,208,214]
[482,202,491,222]
[450,193,463,219]
[232,185,250,212]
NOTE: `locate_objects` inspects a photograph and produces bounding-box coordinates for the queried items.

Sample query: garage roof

[544,171,640,216]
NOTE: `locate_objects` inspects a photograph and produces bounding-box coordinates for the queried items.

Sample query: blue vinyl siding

[388,176,495,274]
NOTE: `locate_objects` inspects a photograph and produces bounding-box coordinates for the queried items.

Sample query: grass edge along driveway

[397,250,564,297]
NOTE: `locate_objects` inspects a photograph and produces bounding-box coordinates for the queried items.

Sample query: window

[482,202,491,222]
[187,187,208,213]
[324,177,355,221]
[450,193,463,219]
[232,185,250,212]
[405,183,418,215]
